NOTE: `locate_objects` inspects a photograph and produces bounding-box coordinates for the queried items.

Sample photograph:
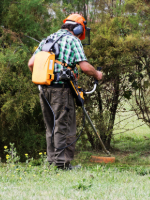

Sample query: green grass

[1,163,150,200]
[108,101,150,166]
[1,147,150,200]
[112,102,150,152]
[1,102,150,199]
[112,120,150,153]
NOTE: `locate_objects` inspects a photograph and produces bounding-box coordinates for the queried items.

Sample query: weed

[4,143,20,165]
[72,178,92,190]
[135,167,150,176]
[1,147,150,200]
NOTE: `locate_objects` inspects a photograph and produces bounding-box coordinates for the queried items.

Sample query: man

[28,14,102,169]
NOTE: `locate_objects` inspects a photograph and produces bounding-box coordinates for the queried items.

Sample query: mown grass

[1,163,150,200]
[1,146,150,200]
[1,102,150,199]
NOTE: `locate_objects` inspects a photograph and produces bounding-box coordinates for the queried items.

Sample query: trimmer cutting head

[90,156,115,163]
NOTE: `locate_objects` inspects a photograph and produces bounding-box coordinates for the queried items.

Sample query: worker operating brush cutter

[28,14,103,170]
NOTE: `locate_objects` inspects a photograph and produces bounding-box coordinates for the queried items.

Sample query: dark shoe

[57,164,81,170]
[56,163,69,170]
[57,165,66,170]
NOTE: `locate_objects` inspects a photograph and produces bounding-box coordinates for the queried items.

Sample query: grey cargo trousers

[39,85,76,167]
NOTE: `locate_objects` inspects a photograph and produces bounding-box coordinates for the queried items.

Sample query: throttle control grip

[94,67,102,84]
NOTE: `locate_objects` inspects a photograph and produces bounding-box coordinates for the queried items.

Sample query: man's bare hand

[28,55,35,73]
[96,71,103,80]
[79,61,103,81]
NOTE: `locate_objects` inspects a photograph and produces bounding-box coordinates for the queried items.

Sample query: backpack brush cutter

[70,67,115,163]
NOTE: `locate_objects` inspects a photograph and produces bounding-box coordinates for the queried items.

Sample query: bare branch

[114,113,136,126]
[24,35,40,43]
[113,123,146,135]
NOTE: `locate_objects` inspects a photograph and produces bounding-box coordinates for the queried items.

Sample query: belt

[43,83,70,88]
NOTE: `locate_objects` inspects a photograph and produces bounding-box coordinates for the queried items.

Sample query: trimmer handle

[94,67,102,85]
[97,67,102,71]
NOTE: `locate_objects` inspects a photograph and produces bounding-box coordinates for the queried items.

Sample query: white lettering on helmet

[65,21,77,25]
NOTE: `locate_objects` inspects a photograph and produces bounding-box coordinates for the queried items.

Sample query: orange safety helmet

[63,14,87,40]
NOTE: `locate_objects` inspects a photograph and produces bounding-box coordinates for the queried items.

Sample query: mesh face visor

[82,27,91,46]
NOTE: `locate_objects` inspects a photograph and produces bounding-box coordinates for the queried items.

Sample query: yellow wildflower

[29,165,31,167]
[4,146,7,149]
[25,153,28,157]
[19,177,22,180]
[57,174,60,176]
[39,152,42,155]
[44,152,46,155]
[6,154,9,159]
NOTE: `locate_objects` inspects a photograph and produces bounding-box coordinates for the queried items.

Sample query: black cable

[41,85,85,150]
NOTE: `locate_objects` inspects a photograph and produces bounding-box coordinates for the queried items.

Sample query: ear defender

[63,14,87,40]
[73,25,83,35]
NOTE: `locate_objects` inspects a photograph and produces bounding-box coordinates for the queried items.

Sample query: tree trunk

[83,0,87,20]
[106,75,120,149]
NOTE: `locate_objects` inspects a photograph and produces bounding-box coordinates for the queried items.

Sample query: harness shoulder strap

[43,33,70,52]
[55,60,68,67]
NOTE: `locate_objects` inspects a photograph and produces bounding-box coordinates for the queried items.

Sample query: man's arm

[28,55,35,73]
[79,61,102,80]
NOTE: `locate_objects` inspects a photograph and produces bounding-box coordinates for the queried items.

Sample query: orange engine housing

[32,51,55,85]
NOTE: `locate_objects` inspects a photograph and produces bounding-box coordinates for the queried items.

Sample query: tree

[62,0,90,20]
[77,0,150,150]
[124,0,150,127]
[1,0,150,157]
[0,0,66,160]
